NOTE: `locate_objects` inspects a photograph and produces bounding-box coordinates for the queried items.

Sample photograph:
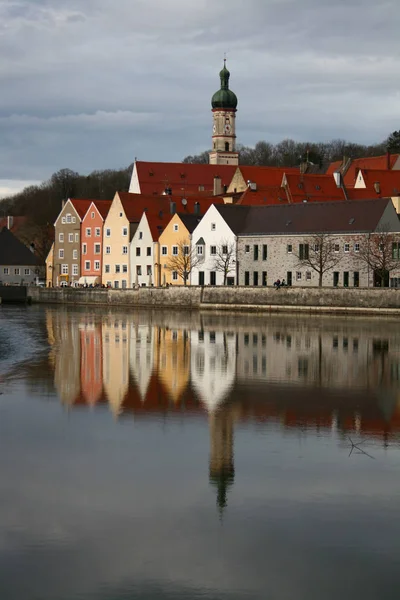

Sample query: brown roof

[69,198,96,220]
[92,200,112,219]
[215,198,394,235]
[134,161,237,195]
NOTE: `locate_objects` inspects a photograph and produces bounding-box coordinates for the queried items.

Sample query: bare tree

[294,233,343,287]
[165,239,201,286]
[357,228,400,287]
[212,240,236,285]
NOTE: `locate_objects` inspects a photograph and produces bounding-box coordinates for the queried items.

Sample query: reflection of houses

[102,316,130,416]
[79,319,103,405]
[154,327,191,404]
[209,406,237,513]
[47,309,81,405]
[129,321,155,400]
[191,329,236,411]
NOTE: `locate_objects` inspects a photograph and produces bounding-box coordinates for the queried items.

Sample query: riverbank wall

[27,286,400,315]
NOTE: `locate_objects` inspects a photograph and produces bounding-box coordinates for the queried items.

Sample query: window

[136,248,141,257]
[59,233,64,242]
[306,271,311,281]
[172,246,178,256]
[244,271,250,286]
[14,268,20,275]
[210,271,216,285]
[94,261,100,271]
[136,265,142,276]
[334,244,340,253]
[73,249,78,260]
[122,264,128,273]
[354,243,360,253]
[161,246,167,255]
[253,245,259,261]
[138,231,143,239]
[72,217,76,223]
[147,247,151,256]
[3,268,9,275]
[262,245,267,260]
[66,214,72,223]
[82,243,87,255]
[114,281,119,289]
[183,246,189,255]
[61,264,68,274]
[344,243,350,253]
[314,244,319,252]
[222,245,228,255]
[105,265,110,273]
[343,272,349,287]
[67,233,73,243]
[172,271,178,281]
[85,261,90,270]
[245,245,250,253]
[24,268,30,275]
[262,271,267,286]
[353,271,359,287]
[210,245,217,255]
[75,233,79,242]
[147,265,152,275]
[91,211,95,219]
[392,242,400,259]
[122,280,127,289]
[106,228,111,237]
[197,245,204,255]
[72,264,78,276]
[173,224,179,232]
[287,244,292,254]
[211,223,216,231]
[253,271,259,286]
[106,246,110,254]
[59,249,64,258]
[122,246,128,255]
[296,271,302,281]
[95,227,101,237]
[86,228,91,237]
[299,244,309,260]
[61,217,66,224]
[122,227,128,236]
[115,265,120,273]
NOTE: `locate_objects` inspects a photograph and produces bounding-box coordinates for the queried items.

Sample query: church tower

[209,60,239,166]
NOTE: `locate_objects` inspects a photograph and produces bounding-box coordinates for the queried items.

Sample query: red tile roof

[133,161,237,196]
[326,160,343,175]
[354,169,400,197]
[237,186,289,206]
[236,166,298,188]
[344,155,400,187]
[118,192,222,228]
[283,173,346,203]
[92,200,112,219]
[0,216,27,235]
[69,198,97,220]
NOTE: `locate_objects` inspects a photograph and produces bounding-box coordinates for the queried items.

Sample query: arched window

[225,142,229,152]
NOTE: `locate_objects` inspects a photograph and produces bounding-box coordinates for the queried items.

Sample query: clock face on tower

[213,124,216,134]
[224,123,232,134]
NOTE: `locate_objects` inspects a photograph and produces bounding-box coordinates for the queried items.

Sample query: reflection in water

[43,308,400,509]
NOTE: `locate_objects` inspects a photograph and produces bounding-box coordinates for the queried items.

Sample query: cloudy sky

[1,0,400,197]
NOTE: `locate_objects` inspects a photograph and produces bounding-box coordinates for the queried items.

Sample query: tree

[294,233,343,287]
[165,239,202,285]
[386,130,400,153]
[212,240,236,285]
[357,228,400,287]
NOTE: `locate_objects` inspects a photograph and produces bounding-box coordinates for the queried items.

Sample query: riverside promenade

[28,286,400,315]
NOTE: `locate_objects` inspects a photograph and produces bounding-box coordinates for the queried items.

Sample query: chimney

[194,202,200,216]
[61,199,66,209]
[213,176,222,196]
[170,201,176,215]
[387,151,391,170]
[7,216,13,230]
[374,181,381,194]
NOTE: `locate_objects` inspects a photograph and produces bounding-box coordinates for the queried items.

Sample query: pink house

[80,200,111,285]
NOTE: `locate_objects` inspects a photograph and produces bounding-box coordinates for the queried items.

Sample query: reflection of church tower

[209,60,239,166]
[209,407,235,514]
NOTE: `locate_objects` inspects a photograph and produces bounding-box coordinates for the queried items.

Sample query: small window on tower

[225,142,229,151]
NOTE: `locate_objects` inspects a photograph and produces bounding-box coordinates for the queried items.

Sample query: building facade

[80,201,111,285]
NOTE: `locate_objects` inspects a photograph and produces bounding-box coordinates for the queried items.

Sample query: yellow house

[45,243,54,287]
[157,213,201,286]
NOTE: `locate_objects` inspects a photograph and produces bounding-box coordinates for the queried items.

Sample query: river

[0,305,399,599]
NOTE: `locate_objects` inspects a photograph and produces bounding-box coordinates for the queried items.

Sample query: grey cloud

[1,0,400,187]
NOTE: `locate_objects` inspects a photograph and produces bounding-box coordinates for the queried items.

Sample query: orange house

[80,200,111,285]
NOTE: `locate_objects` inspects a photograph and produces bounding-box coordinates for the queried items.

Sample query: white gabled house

[130,210,171,287]
[191,204,240,286]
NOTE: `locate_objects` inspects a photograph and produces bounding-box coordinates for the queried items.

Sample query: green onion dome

[211,61,238,110]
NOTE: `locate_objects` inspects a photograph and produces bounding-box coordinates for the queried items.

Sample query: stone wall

[28,285,400,313]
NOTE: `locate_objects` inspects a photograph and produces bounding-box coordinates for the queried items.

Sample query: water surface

[0,305,399,599]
